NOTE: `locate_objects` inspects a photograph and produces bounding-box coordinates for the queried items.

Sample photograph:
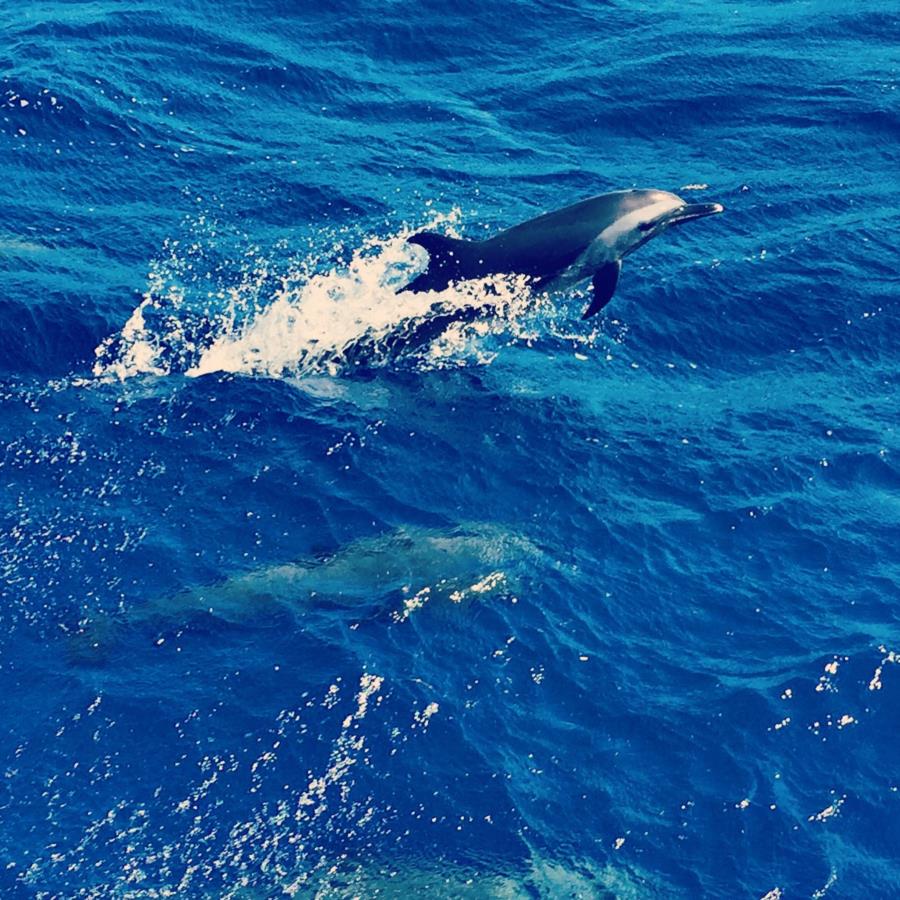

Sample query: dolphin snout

[669,201,725,225]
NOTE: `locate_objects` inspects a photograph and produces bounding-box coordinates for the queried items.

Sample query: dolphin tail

[582,260,621,319]
[399,232,473,294]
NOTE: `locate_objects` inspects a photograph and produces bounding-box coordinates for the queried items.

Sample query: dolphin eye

[638,221,655,232]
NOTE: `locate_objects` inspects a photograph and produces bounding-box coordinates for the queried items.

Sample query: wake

[92,210,562,382]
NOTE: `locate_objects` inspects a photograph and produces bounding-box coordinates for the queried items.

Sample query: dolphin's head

[601,189,724,258]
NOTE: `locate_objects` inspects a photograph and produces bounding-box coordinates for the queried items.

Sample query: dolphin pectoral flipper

[582,261,621,319]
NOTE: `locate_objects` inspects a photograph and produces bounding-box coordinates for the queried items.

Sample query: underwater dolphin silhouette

[400,189,724,318]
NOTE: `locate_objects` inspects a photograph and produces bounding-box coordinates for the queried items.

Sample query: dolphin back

[402,195,621,294]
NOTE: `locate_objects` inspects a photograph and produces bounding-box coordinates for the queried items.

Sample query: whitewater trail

[91,209,573,383]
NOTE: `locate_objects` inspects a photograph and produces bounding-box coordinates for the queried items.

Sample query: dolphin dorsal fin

[407,231,467,262]
[402,232,472,294]
[582,260,621,319]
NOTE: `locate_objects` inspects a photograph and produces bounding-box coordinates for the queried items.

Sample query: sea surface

[2,2,899,897]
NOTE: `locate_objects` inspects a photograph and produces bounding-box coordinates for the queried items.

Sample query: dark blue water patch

[0,292,110,375]
[1,81,153,149]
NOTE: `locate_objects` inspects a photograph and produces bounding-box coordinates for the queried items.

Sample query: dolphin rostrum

[400,189,724,318]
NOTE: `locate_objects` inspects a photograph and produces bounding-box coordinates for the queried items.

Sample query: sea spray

[93,209,560,382]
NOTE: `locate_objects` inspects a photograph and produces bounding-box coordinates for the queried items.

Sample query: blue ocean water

[2,1,899,896]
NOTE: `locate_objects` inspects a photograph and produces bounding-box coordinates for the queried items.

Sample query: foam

[93,210,545,382]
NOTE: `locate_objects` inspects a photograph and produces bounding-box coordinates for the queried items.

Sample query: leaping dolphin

[400,189,724,318]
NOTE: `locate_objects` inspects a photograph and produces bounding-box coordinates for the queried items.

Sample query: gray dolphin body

[401,189,724,318]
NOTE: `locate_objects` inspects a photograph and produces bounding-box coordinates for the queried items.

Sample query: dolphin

[400,189,724,318]
[66,524,542,662]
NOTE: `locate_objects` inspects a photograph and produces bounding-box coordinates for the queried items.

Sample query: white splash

[93,209,543,382]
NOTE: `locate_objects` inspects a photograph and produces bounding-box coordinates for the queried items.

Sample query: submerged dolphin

[401,189,724,318]
[67,524,541,662]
